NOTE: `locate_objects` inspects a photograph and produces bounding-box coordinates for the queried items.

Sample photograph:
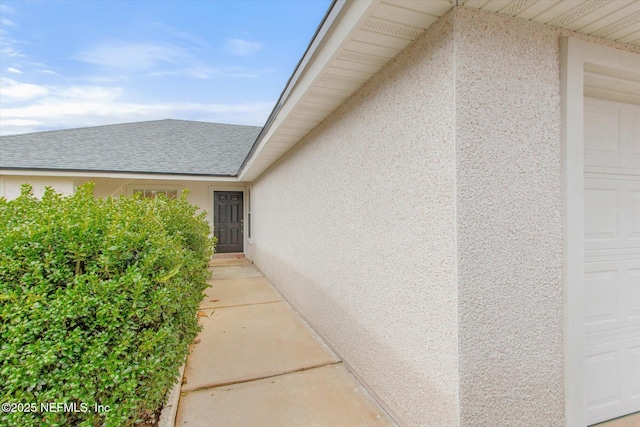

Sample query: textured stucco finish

[453,9,564,426]
[81,177,246,231]
[0,175,244,232]
[250,14,458,427]
[1,176,74,199]
[248,6,637,427]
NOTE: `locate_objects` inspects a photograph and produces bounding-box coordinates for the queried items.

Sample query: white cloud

[150,22,209,49]
[7,67,21,73]
[74,39,267,81]
[1,100,272,135]
[224,38,262,56]
[79,75,121,83]
[0,118,46,135]
[0,44,24,58]
[0,77,272,135]
[0,4,15,14]
[1,18,16,27]
[0,9,26,63]
[0,78,49,100]
[145,65,261,80]
[76,41,186,72]
[0,78,125,103]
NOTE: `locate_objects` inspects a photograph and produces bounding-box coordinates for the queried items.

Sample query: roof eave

[237,0,371,182]
[236,0,640,183]
[0,168,240,182]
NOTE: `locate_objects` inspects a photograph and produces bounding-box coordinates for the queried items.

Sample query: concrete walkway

[175,259,395,426]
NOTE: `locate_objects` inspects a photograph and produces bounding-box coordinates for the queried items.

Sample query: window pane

[132,188,178,199]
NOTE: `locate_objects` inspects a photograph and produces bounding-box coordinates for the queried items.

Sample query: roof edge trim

[237,0,345,179]
[0,168,239,182]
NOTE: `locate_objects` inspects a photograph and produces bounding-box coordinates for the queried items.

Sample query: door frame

[562,38,640,427]
[208,186,247,254]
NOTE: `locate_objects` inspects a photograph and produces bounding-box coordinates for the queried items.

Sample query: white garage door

[584,97,640,425]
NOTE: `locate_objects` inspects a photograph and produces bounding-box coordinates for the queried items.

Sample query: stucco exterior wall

[78,177,246,232]
[1,175,244,234]
[249,14,458,426]
[453,9,565,426]
[78,177,218,228]
[1,176,74,199]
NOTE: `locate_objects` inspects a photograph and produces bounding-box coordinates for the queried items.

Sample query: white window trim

[126,184,183,198]
[561,37,640,427]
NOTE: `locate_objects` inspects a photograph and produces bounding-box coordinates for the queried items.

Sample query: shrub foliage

[0,183,214,426]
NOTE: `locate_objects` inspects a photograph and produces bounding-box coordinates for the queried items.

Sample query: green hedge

[0,183,214,426]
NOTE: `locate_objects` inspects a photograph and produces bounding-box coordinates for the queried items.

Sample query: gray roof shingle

[0,119,261,176]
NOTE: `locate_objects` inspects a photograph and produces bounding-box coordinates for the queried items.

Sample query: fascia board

[0,169,239,182]
[238,0,378,181]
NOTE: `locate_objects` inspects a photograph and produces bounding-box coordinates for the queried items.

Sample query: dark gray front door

[214,191,243,253]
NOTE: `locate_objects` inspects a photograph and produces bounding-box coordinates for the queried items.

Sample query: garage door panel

[584,188,619,242]
[585,99,640,171]
[632,192,640,239]
[586,336,640,424]
[585,350,620,411]
[634,109,640,156]
[620,261,640,327]
[585,266,618,329]
[621,340,640,412]
[584,97,640,424]
[632,346,640,400]
[584,109,619,158]
[586,260,640,333]
[630,268,640,321]
[585,177,640,251]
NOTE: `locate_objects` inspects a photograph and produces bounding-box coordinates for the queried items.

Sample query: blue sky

[0,0,331,135]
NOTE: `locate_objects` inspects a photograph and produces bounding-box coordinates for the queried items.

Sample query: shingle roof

[0,119,262,176]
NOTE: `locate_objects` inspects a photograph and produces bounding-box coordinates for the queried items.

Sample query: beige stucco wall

[75,177,221,228]
[249,13,459,426]
[1,175,245,234]
[453,9,564,426]
[79,177,246,233]
[1,176,74,199]
[248,7,575,426]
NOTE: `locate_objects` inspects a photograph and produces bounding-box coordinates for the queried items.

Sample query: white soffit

[463,0,640,45]
[238,0,447,181]
[239,0,640,182]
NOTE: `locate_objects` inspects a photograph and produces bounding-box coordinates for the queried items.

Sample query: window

[133,188,178,199]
